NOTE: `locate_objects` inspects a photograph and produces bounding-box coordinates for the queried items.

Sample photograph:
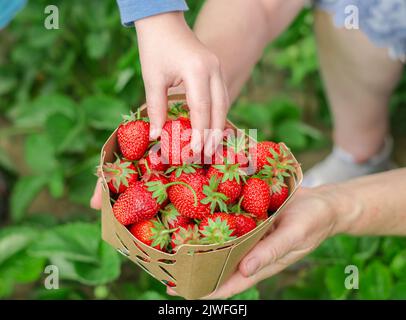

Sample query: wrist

[313,183,363,237]
[134,11,187,33]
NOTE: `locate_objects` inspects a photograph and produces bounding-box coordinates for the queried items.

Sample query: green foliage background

[0,0,405,300]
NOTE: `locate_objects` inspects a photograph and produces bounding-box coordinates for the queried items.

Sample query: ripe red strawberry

[112,181,160,226]
[232,214,257,236]
[161,117,195,165]
[143,174,170,208]
[117,111,150,161]
[167,172,211,219]
[163,280,176,287]
[206,165,243,205]
[129,219,171,251]
[258,144,296,182]
[250,141,280,173]
[220,133,249,165]
[160,203,192,229]
[268,185,289,212]
[241,178,271,217]
[171,224,201,252]
[256,211,268,222]
[102,157,138,194]
[199,213,237,244]
[139,148,168,176]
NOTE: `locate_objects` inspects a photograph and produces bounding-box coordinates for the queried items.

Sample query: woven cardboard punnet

[99,95,303,300]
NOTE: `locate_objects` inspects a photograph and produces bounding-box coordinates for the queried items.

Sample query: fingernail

[245,258,260,276]
[149,127,160,140]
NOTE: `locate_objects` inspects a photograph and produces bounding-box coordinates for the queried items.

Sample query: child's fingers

[90,178,103,210]
[145,81,168,140]
[184,73,212,153]
[204,73,229,157]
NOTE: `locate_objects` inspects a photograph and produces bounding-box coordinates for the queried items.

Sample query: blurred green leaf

[24,133,58,173]
[68,155,99,206]
[85,31,111,59]
[0,251,46,283]
[230,287,260,300]
[32,222,121,286]
[353,237,380,265]
[390,250,406,278]
[10,94,77,128]
[275,120,308,150]
[45,113,77,152]
[324,264,349,300]
[35,287,86,300]
[48,168,65,198]
[0,76,17,96]
[10,175,48,222]
[81,95,129,130]
[0,226,39,264]
[29,222,101,263]
[391,282,406,299]
[359,261,393,300]
[0,145,17,173]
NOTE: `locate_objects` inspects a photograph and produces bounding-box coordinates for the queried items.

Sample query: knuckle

[208,54,220,70]
[190,99,211,113]
[188,56,208,74]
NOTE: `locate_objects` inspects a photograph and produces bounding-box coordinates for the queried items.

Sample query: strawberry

[250,141,280,173]
[163,280,176,287]
[117,111,150,161]
[232,214,257,236]
[102,156,138,194]
[268,183,289,212]
[171,224,201,252]
[112,181,161,226]
[221,133,249,165]
[161,116,195,165]
[167,172,210,219]
[199,213,237,244]
[139,148,168,176]
[258,144,296,182]
[129,219,171,251]
[256,211,269,223]
[160,203,192,229]
[206,165,243,205]
[241,178,271,217]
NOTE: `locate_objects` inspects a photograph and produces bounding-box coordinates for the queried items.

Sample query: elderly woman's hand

[202,185,350,299]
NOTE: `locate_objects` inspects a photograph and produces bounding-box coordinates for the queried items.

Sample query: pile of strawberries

[101,103,296,253]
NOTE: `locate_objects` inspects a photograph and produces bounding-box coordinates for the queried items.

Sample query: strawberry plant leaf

[359,261,393,300]
[81,95,129,130]
[10,175,48,222]
[29,222,101,263]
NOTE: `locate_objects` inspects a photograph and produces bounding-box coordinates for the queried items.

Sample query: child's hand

[135,12,229,155]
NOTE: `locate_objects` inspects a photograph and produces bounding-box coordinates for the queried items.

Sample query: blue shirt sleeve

[116,0,189,27]
[0,0,27,29]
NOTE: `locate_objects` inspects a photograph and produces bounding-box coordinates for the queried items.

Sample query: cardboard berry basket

[99,94,303,300]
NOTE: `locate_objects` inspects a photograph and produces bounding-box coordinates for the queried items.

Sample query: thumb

[239,222,299,277]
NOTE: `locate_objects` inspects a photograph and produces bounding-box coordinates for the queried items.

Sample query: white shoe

[302,137,396,188]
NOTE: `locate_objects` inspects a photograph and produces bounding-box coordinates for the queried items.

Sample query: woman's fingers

[90,178,103,210]
[145,80,168,140]
[239,222,301,277]
[204,270,256,300]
